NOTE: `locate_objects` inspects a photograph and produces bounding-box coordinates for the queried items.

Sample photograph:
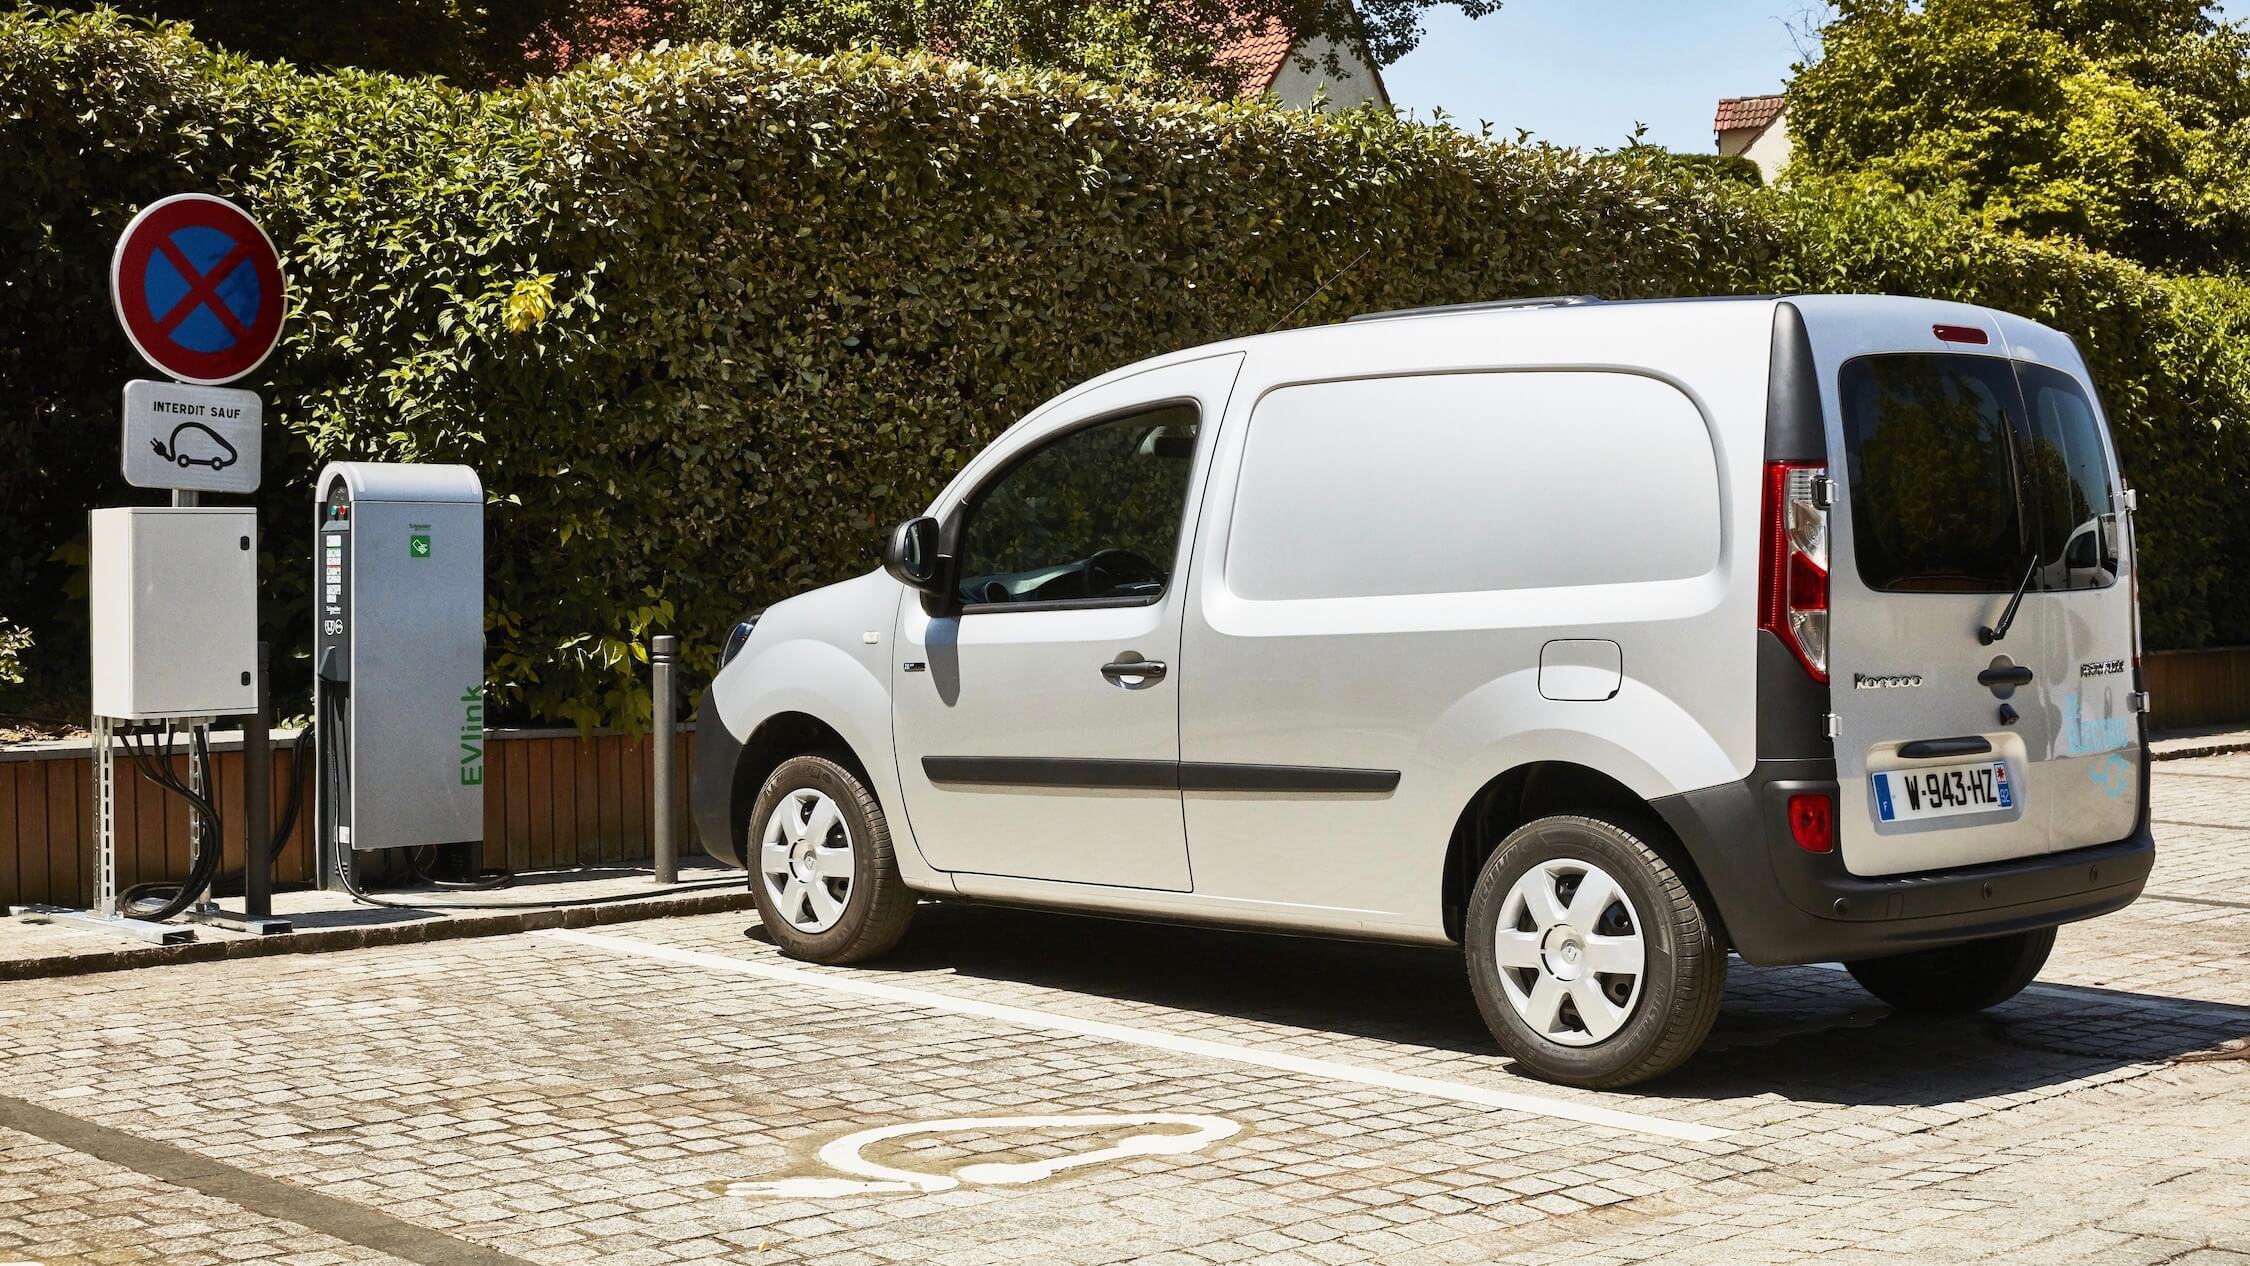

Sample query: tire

[1465,814,1726,1089]
[1844,927,2054,1016]
[747,753,915,964]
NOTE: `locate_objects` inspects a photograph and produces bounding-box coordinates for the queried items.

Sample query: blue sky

[1382,1,2243,155]
[1381,1,1819,154]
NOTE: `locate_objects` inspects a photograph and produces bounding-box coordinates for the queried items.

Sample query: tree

[1788,0,2250,273]
[62,0,1497,97]
[661,0,1498,98]
[77,0,605,82]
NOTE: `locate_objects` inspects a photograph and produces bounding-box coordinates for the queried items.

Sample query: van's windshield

[1838,353,2119,595]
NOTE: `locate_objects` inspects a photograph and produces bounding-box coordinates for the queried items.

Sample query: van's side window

[954,403,1199,608]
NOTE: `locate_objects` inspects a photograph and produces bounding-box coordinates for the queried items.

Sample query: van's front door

[890,356,1240,890]
[1823,322,2139,877]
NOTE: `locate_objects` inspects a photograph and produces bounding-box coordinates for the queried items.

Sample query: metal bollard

[651,634,678,885]
[243,641,272,918]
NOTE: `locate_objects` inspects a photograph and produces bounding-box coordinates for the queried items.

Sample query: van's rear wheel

[1465,815,1726,1089]
[1844,928,2054,1015]
[748,754,915,964]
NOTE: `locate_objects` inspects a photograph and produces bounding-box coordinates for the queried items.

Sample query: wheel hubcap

[757,788,855,933]
[1540,926,1587,982]
[1493,858,1647,1047]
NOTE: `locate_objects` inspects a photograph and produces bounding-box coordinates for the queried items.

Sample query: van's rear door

[1817,305,2139,877]
[2006,325,2142,863]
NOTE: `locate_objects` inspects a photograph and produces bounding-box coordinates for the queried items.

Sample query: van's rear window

[1839,355,2028,594]
[1838,354,2120,595]
[2017,363,2121,590]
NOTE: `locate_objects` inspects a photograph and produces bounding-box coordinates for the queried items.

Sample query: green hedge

[1655,150,1763,187]
[4,11,2247,726]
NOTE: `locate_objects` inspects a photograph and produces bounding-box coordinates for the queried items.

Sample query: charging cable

[312,692,741,911]
[115,724,224,922]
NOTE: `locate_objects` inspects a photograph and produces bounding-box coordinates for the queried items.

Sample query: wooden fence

[2144,647,2250,732]
[7,647,2247,910]
[2,726,695,910]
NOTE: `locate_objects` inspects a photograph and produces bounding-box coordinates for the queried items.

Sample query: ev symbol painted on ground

[717,1113,1244,1199]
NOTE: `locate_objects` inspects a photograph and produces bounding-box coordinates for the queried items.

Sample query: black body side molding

[920,756,1399,794]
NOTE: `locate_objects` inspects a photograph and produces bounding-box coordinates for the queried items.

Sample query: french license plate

[1873,761,2014,823]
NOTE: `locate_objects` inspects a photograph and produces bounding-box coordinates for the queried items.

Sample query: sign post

[75,193,289,939]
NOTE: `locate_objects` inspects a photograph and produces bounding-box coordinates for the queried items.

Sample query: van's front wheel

[1465,815,1726,1089]
[1844,928,2054,1015]
[748,754,915,964]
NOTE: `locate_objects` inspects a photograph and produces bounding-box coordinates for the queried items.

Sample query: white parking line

[540,927,1730,1145]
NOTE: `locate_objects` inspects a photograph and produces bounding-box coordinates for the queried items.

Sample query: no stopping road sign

[110,194,286,386]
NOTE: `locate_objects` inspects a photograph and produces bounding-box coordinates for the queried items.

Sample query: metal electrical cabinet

[313,463,485,869]
[89,506,258,720]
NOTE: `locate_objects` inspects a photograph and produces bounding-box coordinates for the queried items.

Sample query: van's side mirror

[883,517,943,594]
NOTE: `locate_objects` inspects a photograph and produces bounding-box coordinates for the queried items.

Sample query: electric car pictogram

[150,420,239,471]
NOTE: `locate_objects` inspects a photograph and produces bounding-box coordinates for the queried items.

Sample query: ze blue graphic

[2090,752,2133,799]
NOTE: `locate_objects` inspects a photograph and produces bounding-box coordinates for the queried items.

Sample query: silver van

[693,295,2152,1088]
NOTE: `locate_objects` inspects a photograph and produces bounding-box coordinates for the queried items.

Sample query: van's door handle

[1898,736,1993,760]
[1977,666,2035,688]
[1101,658,1167,688]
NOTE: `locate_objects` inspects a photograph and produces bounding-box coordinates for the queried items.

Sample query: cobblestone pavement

[2,757,2246,1265]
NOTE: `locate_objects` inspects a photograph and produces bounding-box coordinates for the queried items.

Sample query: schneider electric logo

[460,687,485,786]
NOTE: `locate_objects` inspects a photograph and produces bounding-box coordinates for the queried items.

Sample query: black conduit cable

[406,847,514,890]
[116,725,226,922]
[335,853,742,910]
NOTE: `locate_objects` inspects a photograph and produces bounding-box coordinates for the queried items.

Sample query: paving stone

[1,756,2247,1263]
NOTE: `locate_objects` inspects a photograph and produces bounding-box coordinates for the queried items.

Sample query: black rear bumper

[1653,761,2153,966]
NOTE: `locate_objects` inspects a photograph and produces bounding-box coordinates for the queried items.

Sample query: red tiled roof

[1713,93,1785,134]
[1215,15,1298,94]
[1212,6,1388,103]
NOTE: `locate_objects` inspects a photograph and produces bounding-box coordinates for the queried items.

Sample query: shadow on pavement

[828,902,2250,1108]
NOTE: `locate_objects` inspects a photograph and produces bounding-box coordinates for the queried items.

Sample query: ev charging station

[21,192,495,942]
[313,463,487,890]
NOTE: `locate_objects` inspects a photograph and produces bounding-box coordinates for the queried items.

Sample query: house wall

[1267,32,1387,111]
[1718,110,1793,182]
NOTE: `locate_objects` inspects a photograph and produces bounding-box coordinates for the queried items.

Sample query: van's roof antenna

[1264,243,1376,334]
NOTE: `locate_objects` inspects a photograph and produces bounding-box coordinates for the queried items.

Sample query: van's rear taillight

[1787,793,1835,853]
[1760,461,1829,683]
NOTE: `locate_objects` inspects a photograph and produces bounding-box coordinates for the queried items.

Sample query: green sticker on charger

[409,533,431,558]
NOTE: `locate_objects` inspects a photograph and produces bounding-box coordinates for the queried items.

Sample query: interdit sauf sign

[109,193,285,495]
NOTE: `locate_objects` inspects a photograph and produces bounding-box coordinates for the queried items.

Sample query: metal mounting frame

[8,715,199,946]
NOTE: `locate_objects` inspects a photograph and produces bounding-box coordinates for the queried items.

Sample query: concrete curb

[2,887,756,983]
[2153,741,2250,762]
